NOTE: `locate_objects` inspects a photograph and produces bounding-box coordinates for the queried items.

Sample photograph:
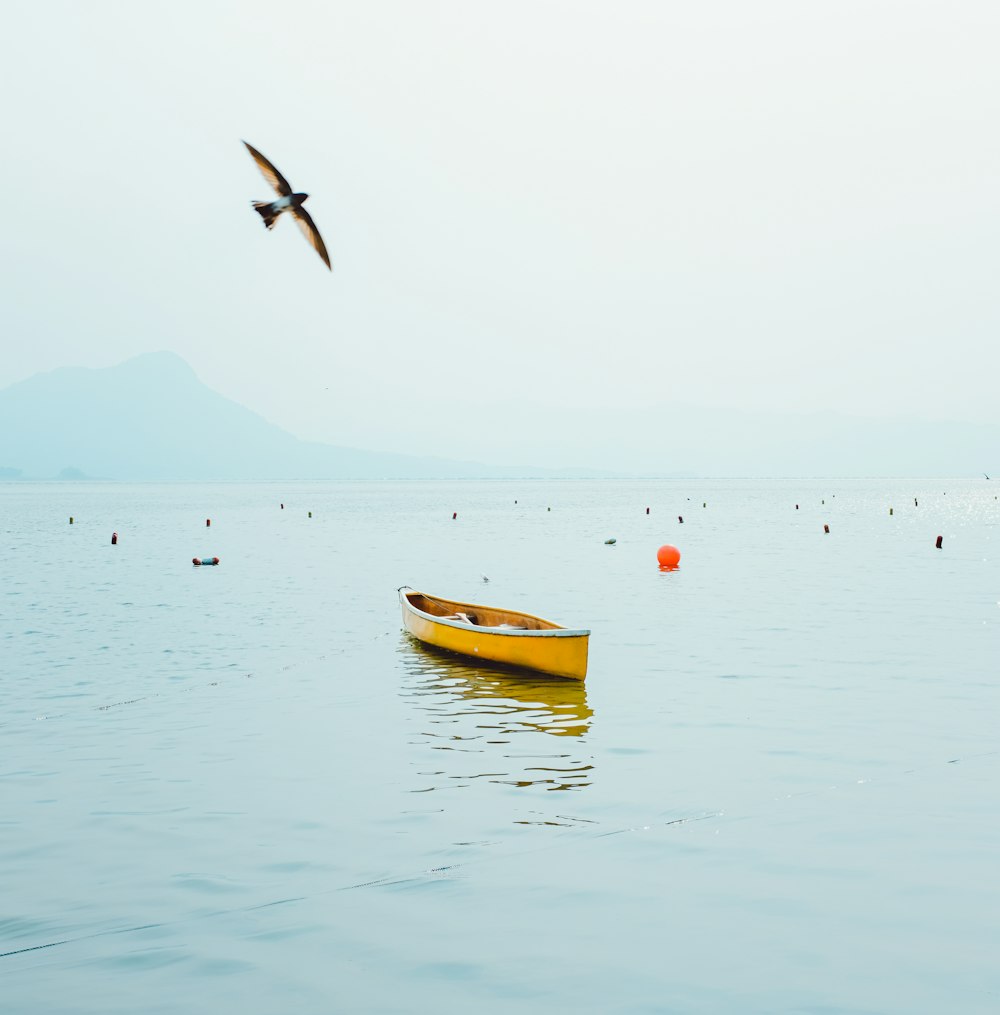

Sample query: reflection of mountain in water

[400,638,594,796]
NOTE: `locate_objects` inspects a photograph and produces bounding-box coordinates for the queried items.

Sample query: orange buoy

[657,544,681,569]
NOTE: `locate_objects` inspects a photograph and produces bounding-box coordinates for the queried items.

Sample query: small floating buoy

[308,511,312,518]
[192,556,220,566]
[703,502,706,508]
[547,507,551,512]
[795,504,799,510]
[678,515,684,524]
[111,532,118,545]
[452,512,457,520]
[605,538,616,545]
[646,507,650,515]
[280,503,284,510]
[206,518,211,527]
[823,524,830,534]
[935,535,943,549]
[657,544,681,569]
[889,508,893,516]
[822,499,825,505]
[69,516,74,524]
[914,498,918,506]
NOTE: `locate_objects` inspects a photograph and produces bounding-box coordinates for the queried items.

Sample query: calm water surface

[2,479,998,1013]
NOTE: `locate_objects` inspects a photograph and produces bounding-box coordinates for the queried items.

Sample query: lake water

[2,479,998,1013]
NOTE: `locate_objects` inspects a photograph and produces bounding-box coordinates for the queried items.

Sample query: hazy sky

[3,1,999,460]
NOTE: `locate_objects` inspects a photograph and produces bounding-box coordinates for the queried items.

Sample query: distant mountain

[0,353,604,481]
[1,352,997,479]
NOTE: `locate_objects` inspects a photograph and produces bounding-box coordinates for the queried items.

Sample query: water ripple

[399,638,595,798]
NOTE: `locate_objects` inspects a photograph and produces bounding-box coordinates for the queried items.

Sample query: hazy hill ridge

[0,352,996,479]
[0,352,591,481]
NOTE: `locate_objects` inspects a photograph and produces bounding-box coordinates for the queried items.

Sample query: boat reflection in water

[400,637,595,798]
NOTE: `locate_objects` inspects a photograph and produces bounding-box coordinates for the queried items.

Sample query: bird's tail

[252,201,280,230]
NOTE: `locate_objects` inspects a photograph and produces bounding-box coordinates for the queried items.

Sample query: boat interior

[406,592,560,631]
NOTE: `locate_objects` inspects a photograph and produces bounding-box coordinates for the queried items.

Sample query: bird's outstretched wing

[292,206,332,270]
[243,141,293,196]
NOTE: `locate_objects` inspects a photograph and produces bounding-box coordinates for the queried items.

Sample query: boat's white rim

[401,592,590,639]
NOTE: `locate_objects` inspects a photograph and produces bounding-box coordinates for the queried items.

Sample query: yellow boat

[399,588,590,680]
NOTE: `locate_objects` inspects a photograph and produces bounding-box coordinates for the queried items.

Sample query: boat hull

[400,590,589,680]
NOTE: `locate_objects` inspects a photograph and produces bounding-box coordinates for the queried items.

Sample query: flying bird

[243,141,331,270]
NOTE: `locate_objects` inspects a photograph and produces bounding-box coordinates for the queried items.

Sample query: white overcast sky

[2,0,998,457]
